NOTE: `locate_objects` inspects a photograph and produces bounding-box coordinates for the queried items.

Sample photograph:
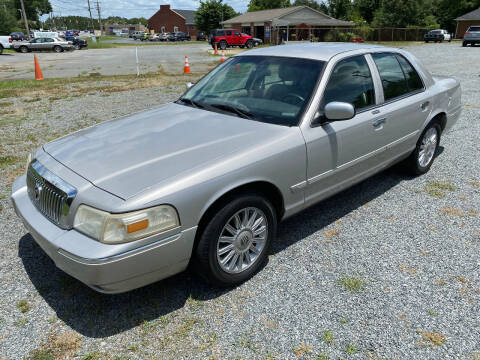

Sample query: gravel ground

[0,42,479,360]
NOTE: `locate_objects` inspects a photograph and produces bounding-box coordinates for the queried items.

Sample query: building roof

[236,42,391,62]
[456,7,480,20]
[173,9,196,25]
[221,6,353,26]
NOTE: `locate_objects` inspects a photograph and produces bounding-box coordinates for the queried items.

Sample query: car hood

[44,103,290,200]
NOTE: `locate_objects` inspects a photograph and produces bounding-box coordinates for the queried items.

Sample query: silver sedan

[11,43,461,293]
[13,37,74,53]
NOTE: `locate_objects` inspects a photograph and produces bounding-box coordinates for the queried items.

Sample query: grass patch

[322,329,334,345]
[344,344,358,355]
[17,300,31,313]
[293,343,312,357]
[15,317,28,327]
[425,180,456,198]
[316,353,329,360]
[338,275,366,292]
[81,352,102,360]
[416,330,446,346]
[0,101,14,108]
[28,332,81,360]
[440,207,464,216]
[427,310,439,317]
[0,156,19,167]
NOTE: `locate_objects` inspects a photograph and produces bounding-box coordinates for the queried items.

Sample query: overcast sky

[46,0,249,19]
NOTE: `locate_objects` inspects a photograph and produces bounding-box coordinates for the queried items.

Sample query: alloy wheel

[418,127,438,167]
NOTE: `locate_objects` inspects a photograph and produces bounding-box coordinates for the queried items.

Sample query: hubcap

[418,127,438,168]
[216,207,267,274]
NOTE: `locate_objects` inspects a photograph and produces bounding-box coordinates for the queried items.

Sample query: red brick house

[148,5,198,38]
[455,7,480,39]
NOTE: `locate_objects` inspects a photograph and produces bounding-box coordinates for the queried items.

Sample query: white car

[0,35,12,54]
[424,29,452,42]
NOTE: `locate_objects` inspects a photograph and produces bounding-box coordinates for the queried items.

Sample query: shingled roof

[456,7,480,20]
[173,9,196,25]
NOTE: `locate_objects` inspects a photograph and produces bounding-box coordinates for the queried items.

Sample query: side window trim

[364,54,384,105]
[394,54,426,92]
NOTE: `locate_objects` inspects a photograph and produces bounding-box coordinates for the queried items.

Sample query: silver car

[13,37,74,53]
[11,43,462,293]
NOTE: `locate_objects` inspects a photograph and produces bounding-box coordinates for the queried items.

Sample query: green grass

[322,329,334,345]
[80,37,206,49]
[0,156,19,168]
[425,180,456,198]
[338,275,366,292]
[17,300,31,313]
[344,344,358,355]
[316,353,329,360]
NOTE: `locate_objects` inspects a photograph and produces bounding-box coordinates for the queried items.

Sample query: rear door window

[372,53,410,101]
[468,26,480,32]
[395,55,424,92]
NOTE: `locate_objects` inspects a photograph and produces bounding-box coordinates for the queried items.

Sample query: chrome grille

[26,159,77,229]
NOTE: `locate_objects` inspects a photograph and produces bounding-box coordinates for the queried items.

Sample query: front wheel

[74,44,81,50]
[404,122,441,175]
[219,40,227,50]
[20,46,29,53]
[246,40,254,49]
[53,45,62,53]
[194,193,277,287]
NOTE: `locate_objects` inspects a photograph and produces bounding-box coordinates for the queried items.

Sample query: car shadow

[18,150,444,338]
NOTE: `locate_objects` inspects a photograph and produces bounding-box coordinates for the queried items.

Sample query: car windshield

[179,56,324,126]
[430,30,442,34]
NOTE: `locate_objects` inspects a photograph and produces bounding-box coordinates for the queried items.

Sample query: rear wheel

[194,193,277,287]
[404,122,441,175]
[20,46,28,53]
[0,46,3,55]
[246,40,254,49]
[462,41,467,47]
[74,44,81,50]
[219,40,227,50]
[53,45,62,53]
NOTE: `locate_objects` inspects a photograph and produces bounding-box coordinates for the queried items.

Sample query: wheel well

[430,112,447,131]
[193,181,285,250]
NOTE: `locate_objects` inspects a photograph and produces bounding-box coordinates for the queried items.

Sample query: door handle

[421,101,430,110]
[372,117,386,127]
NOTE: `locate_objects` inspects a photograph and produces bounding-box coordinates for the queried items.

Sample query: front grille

[26,159,77,229]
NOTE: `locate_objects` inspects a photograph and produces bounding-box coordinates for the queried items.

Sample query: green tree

[434,0,480,32]
[195,0,237,33]
[247,0,291,12]
[0,1,19,34]
[327,0,352,20]
[372,0,435,27]
[352,0,381,23]
[128,17,148,26]
[14,0,52,22]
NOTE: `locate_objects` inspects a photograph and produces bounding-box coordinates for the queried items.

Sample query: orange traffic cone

[184,55,191,74]
[214,42,218,55]
[34,55,44,81]
[220,50,226,63]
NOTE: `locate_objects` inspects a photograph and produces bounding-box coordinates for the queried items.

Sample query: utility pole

[19,0,30,39]
[87,0,95,34]
[95,1,103,36]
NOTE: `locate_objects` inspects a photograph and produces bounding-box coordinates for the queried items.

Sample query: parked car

[10,32,27,41]
[0,35,12,54]
[167,32,191,41]
[132,31,147,40]
[160,32,170,41]
[64,36,88,50]
[462,26,480,46]
[424,29,452,42]
[11,43,461,294]
[13,37,74,53]
[197,32,207,41]
[210,29,254,49]
[252,37,263,46]
[148,33,161,41]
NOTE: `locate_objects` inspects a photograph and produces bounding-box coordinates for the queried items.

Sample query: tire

[53,45,62,53]
[219,40,227,50]
[404,122,441,175]
[194,193,277,287]
[74,44,81,50]
[0,46,3,55]
[246,40,254,49]
[20,46,28,53]
[425,40,429,43]
[462,41,467,47]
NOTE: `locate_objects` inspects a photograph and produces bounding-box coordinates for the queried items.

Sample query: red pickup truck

[209,29,254,50]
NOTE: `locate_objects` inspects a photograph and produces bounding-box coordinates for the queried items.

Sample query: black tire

[194,193,277,287]
[74,44,81,50]
[219,40,227,50]
[246,40,254,49]
[462,41,467,47]
[425,40,429,43]
[404,122,441,175]
[20,46,28,53]
[0,46,3,55]
[53,45,62,53]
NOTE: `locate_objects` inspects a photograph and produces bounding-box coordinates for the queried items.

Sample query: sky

[45,0,250,19]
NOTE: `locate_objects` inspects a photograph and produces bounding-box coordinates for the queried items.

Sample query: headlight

[73,204,179,244]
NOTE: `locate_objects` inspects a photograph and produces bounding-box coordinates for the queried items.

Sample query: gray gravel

[0,42,479,360]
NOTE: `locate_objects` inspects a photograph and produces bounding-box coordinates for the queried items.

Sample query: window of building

[174,26,179,33]
[161,26,165,33]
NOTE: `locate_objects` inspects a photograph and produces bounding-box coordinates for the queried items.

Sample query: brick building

[221,6,353,44]
[455,7,480,39]
[148,5,198,38]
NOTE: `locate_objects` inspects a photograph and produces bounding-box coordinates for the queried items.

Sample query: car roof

[236,42,393,62]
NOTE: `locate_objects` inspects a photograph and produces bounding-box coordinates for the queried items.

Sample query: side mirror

[186,82,195,90]
[324,102,355,121]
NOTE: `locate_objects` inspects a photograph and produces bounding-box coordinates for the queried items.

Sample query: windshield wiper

[177,98,204,109]
[208,103,254,119]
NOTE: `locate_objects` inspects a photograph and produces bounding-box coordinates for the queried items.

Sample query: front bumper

[11,175,197,294]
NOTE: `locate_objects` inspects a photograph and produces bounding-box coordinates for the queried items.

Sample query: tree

[352,0,381,23]
[0,1,19,34]
[371,0,435,27]
[247,0,291,12]
[195,0,237,33]
[434,0,480,32]
[327,0,352,20]
[14,0,52,22]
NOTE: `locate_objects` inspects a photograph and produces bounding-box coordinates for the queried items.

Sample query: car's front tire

[194,193,277,287]
[404,122,441,175]
[246,40,254,49]
[219,40,227,50]
[19,46,28,53]
[53,45,62,53]
[74,44,81,50]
